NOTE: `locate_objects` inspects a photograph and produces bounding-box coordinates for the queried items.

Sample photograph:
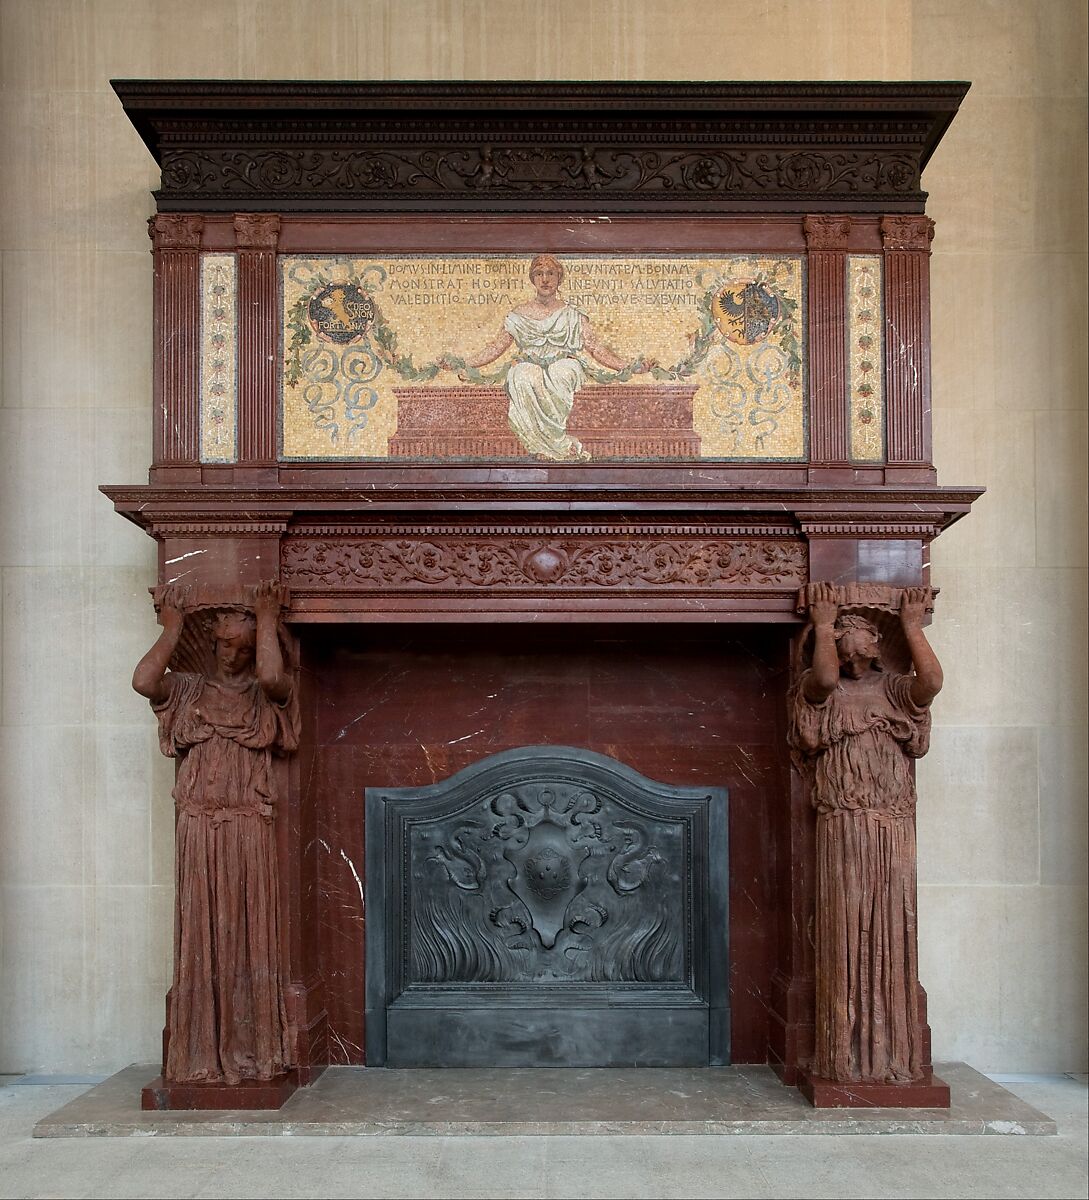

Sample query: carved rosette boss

[789,582,942,1087]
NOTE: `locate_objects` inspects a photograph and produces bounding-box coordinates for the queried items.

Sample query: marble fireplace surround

[102,80,983,1110]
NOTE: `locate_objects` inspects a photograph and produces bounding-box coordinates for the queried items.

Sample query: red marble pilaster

[282,647,329,1082]
[804,216,851,467]
[881,216,935,473]
[234,215,281,466]
[148,215,203,468]
[767,756,817,1086]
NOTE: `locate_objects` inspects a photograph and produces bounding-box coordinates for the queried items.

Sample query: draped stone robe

[153,672,299,1085]
[790,668,931,1083]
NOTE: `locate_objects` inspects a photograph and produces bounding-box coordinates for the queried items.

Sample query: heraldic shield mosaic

[280,254,806,462]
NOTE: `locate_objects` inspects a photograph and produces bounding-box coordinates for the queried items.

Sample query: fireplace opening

[301,624,793,1068]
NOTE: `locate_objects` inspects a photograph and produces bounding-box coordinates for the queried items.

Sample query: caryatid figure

[133,582,299,1086]
[790,584,943,1084]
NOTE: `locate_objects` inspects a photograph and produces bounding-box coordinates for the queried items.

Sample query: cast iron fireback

[364,746,728,1067]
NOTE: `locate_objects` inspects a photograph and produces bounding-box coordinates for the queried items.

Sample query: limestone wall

[0,0,1084,1072]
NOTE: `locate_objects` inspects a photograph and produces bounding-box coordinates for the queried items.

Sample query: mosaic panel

[200,254,237,463]
[847,256,884,462]
[280,255,805,462]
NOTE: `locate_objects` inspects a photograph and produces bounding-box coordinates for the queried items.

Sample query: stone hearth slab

[34,1063,1055,1138]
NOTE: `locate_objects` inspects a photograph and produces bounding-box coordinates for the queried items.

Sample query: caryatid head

[211,609,257,675]
[834,613,882,679]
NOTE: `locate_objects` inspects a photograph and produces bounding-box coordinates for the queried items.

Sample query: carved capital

[151,581,291,614]
[148,213,204,250]
[794,581,937,616]
[233,213,282,250]
[803,215,852,252]
[880,215,935,252]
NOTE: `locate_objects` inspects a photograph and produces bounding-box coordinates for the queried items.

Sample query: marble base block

[799,1069,951,1108]
[141,1073,298,1111]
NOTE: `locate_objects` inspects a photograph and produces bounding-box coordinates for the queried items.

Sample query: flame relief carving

[409,780,685,985]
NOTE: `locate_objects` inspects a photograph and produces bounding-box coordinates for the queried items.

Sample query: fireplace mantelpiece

[104,80,979,1109]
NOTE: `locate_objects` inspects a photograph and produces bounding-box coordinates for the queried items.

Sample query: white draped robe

[503,307,589,460]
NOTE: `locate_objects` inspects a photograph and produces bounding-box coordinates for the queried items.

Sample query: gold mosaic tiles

[280,255,806,462]
[199,254,237,463]
[847,256,884,463]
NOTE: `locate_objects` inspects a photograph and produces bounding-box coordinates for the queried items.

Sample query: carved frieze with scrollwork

[281,528,807,593]
[157,146,921,207]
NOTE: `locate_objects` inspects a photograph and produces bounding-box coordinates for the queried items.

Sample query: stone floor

[1,1069,1086,1198]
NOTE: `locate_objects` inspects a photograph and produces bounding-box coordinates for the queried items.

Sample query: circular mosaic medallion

[308,283,375,345]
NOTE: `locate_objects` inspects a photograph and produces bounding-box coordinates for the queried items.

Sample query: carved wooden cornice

[102,483,984,533]
[113,80,969,214]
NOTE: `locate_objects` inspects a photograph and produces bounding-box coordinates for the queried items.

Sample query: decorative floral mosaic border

[847,256,884,462]
[200,254,237,463]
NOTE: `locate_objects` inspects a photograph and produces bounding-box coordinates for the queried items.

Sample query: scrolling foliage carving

[409,778,686,985]
[159,146,920,205]
[283,535,806,591]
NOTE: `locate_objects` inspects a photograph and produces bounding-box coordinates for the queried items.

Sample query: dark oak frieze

[155,146,921,210]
